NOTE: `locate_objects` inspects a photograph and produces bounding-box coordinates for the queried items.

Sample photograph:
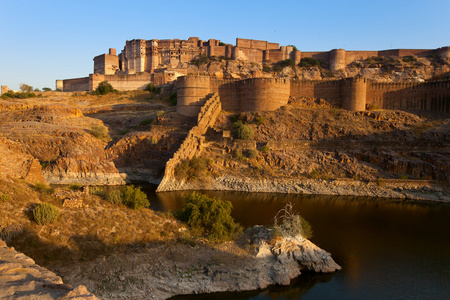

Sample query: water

[139,184,450,299]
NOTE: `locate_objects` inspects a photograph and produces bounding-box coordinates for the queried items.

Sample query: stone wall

[176,75,450,115]
[157,93,222,192]
[57,77,90,92]
[89,73,151,92]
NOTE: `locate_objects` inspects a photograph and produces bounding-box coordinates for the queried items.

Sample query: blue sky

[1,0,449,90]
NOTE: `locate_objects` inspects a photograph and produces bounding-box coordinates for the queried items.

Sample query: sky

[0,0,449,91]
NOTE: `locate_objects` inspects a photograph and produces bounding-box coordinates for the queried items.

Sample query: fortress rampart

[176,75,450,116]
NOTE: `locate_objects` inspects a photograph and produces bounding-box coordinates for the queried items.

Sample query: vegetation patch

[273,202,312,239]
[233,120,254,140]
[298,57,323,68]
[175,157,211,181]
[33,203,60,225]
[177,192,242,242]
[92,81,117,95]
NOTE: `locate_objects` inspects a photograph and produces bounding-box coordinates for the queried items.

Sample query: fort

[54,37,450,115]
[176,75,449,115]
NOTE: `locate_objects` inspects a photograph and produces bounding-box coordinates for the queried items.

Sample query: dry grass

[0,178,188,267]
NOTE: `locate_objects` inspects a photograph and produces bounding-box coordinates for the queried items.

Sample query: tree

[20,83,33,92]
[177,192,242,242]
[42,87,52,92]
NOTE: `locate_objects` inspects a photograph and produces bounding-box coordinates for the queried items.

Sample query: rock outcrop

[0,239,98,299]
[58,226,340,300]
[0,137,47,184]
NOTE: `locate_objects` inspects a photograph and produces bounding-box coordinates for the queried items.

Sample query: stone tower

[149,40,159,73]
[330,49,346,71]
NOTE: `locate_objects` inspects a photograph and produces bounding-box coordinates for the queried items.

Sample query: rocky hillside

[201,104,449,182]
[0,91,190,185]
[183,54,450,82]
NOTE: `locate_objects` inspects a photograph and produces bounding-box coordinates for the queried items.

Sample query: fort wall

[57,77,89,92]
[176,75,449,115]
[89,73,151,92]
[157,93,221,192]
[238,78,290,111]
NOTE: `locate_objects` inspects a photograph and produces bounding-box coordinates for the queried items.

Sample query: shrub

[92,81,116,95]
[168,92,177,106]
[175,157,209,181]
[144,82,155,92]
[42,87,52,92]
[261,145,270,153]
[298,57,323,68]
[273,202,312,239]
[273,59,296,72]
[248,149,258,159]
[234,121,254,140]
[69,183,82,191]
[122,185,149,210]
[140,118,153,126]
[255,116,265,125]
[177,192,242,242]
[1,91,36,99]
[107,189,123,205]
[262,65,272,73]
[33,182,54,194]
[234,149,246,162]
[33,203,60,225]
[90,186,107,198]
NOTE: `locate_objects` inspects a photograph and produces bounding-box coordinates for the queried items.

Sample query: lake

[140,185,450,300]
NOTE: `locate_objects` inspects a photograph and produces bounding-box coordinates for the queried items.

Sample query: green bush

[107,189,124,205]
[144,82,155,92]
[177,192,242,242]
[261,145,270,153]
[247,149,258,159]
[234,121,254,140]
[298,57,323,68]
[42,87,52,92]
[92,81,116,95]
[234,149,246,162]
[273,59,296,72]
[122,185,149,210]
[1,91,36,99]
[33,203,60,225]
[102,185,149,209]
